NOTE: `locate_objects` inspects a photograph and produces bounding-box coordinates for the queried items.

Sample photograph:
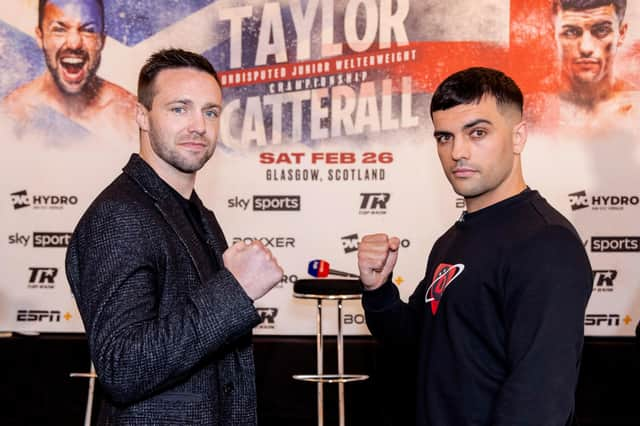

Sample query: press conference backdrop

[1,0,639,336]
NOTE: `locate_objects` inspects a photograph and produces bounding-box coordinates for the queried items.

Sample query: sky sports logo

[254,195,300,211]
[227,195,300,211]
[8,232,72,247]
[569,190,639,211]
[588,237,640,252]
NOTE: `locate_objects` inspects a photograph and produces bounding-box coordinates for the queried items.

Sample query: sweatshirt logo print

[425,263,465,315]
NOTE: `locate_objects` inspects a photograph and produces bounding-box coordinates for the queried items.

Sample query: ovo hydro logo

[10,190,78,210]
[569,190,639,211]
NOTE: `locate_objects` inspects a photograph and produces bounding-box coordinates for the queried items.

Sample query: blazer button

[206,238,215,246]
[223,383,233,395]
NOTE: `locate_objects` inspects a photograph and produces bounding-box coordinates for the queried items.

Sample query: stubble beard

[149,130,215,174]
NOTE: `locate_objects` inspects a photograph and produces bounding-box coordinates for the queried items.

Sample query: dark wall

[0,335,637,426]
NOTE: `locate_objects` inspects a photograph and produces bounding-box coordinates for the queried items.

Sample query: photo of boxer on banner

[0,0,137,144]
[552,0,639,129]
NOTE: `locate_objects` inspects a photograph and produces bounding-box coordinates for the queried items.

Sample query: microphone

[308,259,360,279]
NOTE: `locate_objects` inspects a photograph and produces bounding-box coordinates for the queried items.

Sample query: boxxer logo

[232,237,295,248]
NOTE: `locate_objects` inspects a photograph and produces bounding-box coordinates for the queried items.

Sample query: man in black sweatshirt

[358,67,592,426]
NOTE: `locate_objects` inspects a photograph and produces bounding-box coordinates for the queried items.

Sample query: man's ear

[513,120,527,155]
[136,102,150,132]
[618,21,628,47]
[35,26,43,49]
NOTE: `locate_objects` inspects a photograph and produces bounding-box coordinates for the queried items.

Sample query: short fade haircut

[137,48,221,110]
[38,0,105,33]
[552,0,626,22]
[430,67,523,117]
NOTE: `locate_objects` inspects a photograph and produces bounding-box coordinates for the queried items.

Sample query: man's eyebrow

[202,102,222,109]
[592,21,613,27]
[462,119,492,129]
[433,130,453,138]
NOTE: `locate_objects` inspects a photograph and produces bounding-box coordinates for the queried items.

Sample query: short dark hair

[552,0,626,21]
[430,67,523,117]
[137,48,221,110]
[38,0,105,33]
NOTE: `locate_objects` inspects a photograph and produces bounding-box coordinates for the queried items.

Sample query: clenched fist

[357,233,400,291]
[223,240,284,301]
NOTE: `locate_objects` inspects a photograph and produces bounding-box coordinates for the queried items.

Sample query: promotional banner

[1,0,638,336]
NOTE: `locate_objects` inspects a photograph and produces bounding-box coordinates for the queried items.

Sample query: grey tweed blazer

[66,154,261,425]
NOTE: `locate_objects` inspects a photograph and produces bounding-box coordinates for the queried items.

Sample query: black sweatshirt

[363,189,592,426]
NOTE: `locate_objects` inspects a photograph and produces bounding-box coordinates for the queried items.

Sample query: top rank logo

[569,190,639,211]
[592,270,617,292]
[256,307,278,329]
[359,193,390,215]
[10,190,78,210]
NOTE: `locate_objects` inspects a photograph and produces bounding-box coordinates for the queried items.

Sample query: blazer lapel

[191,192,228,267]
[122,154,213,286]
[154,198,213,286]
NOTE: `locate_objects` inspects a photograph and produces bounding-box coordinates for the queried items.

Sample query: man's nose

[64,29,84,50]
[188,111,206,135]
[451,137,470,161]
[578,32,595,56]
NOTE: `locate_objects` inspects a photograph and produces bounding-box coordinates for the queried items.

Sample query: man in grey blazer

[66,48,283,425]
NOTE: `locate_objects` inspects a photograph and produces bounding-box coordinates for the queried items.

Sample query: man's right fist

[357,233,400,291]
[223,240,284,301]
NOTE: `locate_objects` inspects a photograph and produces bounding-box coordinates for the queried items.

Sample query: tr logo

[256,308,278,327]
[592,270,617,291]
[359,193,390,215]
[28,267,58,284]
